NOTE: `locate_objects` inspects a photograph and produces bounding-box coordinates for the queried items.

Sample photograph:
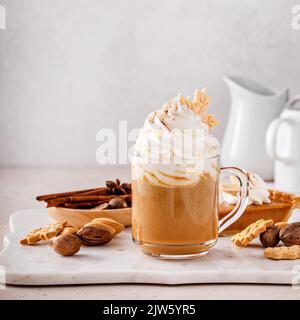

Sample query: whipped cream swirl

[132,90,220,186]
[223,172,271,206]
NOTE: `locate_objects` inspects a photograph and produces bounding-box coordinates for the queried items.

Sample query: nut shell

[76,226,113,246]
[52,234,81,256]
[97,203,109,210]
[108,197,128,209]
[259,225,280,248]
[89,218,125,235]
[280,222,300,247]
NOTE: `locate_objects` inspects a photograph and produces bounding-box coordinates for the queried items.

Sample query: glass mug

[131,155,249,259]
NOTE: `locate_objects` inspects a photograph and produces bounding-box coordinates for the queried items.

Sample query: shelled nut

[52,234,81,256]
[280,222,300,246]
[76,225,114,246]
[260,225,280,248]
[108,197,128,209]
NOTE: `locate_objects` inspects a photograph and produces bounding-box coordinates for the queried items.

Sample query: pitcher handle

[266,118,295,165]
[218,167,249,234]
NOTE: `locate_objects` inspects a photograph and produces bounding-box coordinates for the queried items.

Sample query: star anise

[121,182,131,193]
[106,179,131,195]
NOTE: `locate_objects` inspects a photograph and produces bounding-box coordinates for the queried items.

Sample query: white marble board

[1,209,300,286]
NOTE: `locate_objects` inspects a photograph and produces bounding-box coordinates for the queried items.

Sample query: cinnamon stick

[46,194,131,207]
[36,187,107,201]
[64,201,102,209]
[46,198,70,207]
[68,194,131,203]
[77,189,109,196]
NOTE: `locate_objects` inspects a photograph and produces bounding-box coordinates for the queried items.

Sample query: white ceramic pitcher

[221,76,288,180]
[266,96,300,193]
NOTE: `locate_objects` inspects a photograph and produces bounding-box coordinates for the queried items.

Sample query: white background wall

[0,0,299,167]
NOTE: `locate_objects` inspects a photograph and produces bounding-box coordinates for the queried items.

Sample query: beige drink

[132,173,218,256]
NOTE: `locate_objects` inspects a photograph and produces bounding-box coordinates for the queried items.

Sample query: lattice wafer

[274,222,289,230]
[20,221,68,245]
[231,219,274,247]
[59,225,78,236]
[264,245,300,260]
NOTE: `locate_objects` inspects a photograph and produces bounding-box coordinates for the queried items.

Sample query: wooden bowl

[48,207,132,228]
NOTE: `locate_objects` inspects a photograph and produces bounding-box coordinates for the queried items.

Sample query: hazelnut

[280,222,300,246]
[259,225,280,248]
[52,234,81,256]
[76,225,113,246]
[108,197,128,209]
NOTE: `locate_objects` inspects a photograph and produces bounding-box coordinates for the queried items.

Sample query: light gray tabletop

[0,168,299,300]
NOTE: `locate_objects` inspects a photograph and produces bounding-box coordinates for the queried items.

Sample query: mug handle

[218,167,249,234]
